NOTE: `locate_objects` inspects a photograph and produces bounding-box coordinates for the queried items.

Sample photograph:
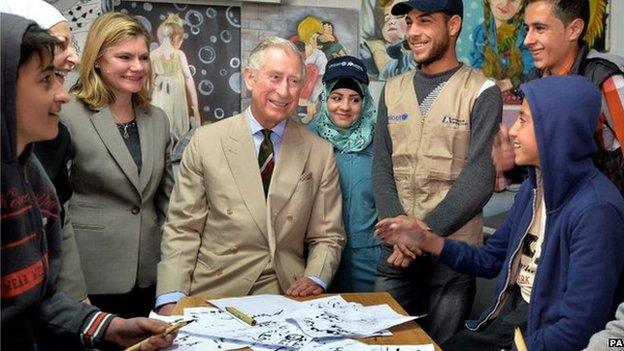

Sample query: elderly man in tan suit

[156,37,346,314]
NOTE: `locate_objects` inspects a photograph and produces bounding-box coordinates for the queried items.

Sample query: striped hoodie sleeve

[80,310,116,348]
[37,289,117,348]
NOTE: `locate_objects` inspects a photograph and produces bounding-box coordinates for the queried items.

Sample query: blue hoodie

[437,75,624,350]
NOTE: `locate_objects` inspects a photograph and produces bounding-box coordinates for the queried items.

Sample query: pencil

[514,327,528,351]
[124,319,193,351]
[226,306,257,326]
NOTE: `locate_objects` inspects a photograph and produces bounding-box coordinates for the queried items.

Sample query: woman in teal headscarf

[309,56,380,292]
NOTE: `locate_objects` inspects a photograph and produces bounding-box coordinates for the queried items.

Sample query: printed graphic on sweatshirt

[517,231,544,302]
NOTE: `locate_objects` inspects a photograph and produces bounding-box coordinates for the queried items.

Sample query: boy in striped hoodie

[1,14,174,350]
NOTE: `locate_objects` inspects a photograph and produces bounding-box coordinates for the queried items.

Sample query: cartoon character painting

[293,15,349,123]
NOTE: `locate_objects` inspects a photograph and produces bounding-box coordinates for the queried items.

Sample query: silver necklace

[116,120,136,139]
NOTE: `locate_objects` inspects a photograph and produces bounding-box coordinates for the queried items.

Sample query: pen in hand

[124,319,194,351]
[226,306,257,326]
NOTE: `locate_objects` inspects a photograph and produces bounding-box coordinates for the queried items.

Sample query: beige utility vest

[385,65,489,245]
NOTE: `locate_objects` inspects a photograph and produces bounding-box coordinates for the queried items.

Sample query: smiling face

[490,0,523,22]
[327,87,363,129]
[509,99,540,167]
[243,46,304,128]
[523,1,583,74]
[48,21,80,82]
[96,35,150,100]
[16,52,70,154]
[404,9,457,69]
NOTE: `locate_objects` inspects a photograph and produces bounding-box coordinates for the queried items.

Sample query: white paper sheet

[182,307,249,332]
[163,331,251,351]
[174,295,426,350]
[148,311,185,324]
[287,296,417,338]
[298,338,369,351]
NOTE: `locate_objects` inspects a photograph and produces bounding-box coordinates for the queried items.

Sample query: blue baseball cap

[391,0,463,17]
[323,56,369,85]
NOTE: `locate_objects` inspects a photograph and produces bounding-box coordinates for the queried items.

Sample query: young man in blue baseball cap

[372,0,502,344]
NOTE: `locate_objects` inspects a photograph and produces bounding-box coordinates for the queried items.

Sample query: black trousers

[89,284,156,318]
[441,285,529,351]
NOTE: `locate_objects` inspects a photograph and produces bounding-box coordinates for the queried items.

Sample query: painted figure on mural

[294,16,347,123]
[360,0,417,80]
[150,13,201,141]
[470,0,533,98]
[317,21,348,58]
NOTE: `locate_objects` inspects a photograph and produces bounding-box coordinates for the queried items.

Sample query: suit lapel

[89,107,141,195]
[223,113,268,237]
[268,120,311,218]
[137,107,154,193]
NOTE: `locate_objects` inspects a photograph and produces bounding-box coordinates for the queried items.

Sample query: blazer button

[227,208,233,215]
[131,206,140,215]
[230,245,239,253]
[286,214,294,221]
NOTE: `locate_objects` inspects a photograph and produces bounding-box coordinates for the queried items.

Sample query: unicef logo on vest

[388,113,408,123]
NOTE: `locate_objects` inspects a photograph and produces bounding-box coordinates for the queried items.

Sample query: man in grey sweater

[373,0,501,344]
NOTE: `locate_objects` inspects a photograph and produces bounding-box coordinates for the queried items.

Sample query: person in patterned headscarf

[309,55,380,292]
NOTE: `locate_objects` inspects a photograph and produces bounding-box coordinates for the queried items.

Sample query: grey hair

[246,36,306,77]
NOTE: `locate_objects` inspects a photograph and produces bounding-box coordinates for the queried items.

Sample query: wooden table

[174,292,441,350]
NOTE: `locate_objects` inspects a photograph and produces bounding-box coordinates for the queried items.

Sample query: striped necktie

[258,129,274,197]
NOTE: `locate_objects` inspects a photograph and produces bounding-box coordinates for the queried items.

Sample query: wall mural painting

[459,0,609,104]
[360,0,417,81]
[469,0,532,103]
[115,1,241,159]
[361,0,610,104]
[54,0,102,52]
[241,5,358,124]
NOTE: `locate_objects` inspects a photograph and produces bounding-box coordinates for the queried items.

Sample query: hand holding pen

[120,318,193,351]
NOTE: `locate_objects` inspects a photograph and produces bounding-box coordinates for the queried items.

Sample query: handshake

[374,215,445,268]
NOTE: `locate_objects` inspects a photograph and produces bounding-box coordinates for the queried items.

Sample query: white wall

[609,0,623,56]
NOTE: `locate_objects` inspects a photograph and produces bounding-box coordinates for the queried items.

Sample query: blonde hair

[157,13,184,44]
[72,12,153,108]
[247,36,306,77]
[297,16,322,44]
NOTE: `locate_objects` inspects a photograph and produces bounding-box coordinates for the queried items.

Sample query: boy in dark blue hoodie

[375,75,624,351]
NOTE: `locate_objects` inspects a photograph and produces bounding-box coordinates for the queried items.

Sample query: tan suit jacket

[61,97,174,295]
[157,111,346,297]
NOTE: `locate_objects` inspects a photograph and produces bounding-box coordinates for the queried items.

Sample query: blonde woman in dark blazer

[61,12,174,317]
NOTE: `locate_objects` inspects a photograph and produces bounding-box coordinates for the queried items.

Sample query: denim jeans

[375,244,475,345]
[441,285,528,351]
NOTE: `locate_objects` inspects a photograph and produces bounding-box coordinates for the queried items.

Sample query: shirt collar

[246,108,287,139]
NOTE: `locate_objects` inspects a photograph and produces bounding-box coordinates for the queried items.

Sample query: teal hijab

[313,79,376,153]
